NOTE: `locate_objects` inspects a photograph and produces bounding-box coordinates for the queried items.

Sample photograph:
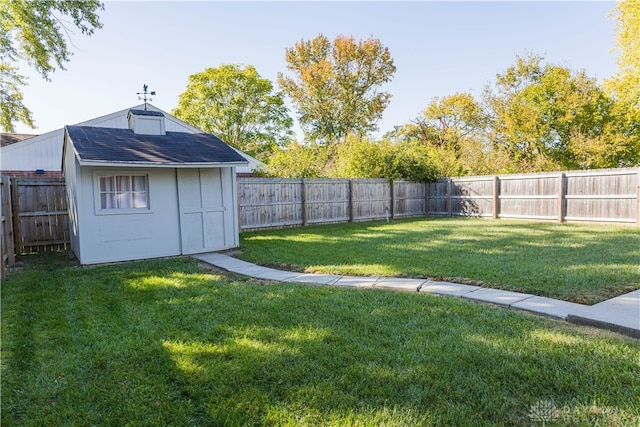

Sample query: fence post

[636,167,640,227]
[389,179,395,219]
[425,182,429,217]
[10,178,22,255]
[1,176,15,266]
[301,178,308,226]
[493,175,500,219]
[558,172,565,223]
[447,179,453,217]
[0,235,3,280]
[236,175,243,233]
[349,179,354,222]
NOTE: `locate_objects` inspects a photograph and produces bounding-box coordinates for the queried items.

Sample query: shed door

[177,168,234,254]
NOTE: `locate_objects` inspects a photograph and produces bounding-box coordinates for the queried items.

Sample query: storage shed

[63,109,248,264]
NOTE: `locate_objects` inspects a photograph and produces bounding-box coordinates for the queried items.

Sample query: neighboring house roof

[1,133,37,147]
[66,125,248,167]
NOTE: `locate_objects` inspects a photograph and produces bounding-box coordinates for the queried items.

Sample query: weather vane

[136,84,156,110]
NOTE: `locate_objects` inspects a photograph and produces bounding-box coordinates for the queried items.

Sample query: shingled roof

[1,133,38,147]
[65,126,247,166]
[128,109,164,117]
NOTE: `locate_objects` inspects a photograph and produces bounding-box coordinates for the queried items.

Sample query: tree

[278,34,396,144]
[418,92,488,153]
[0,0,103,131]
[604,0,640,167]
[386,93,514,177]
[485,53,623,170]
[173,64,293,160]
[607,0,640,110]
[0,63,33,131]
[383,123,440,145]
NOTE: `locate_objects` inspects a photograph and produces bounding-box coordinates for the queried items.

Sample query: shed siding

[76,167,182,264]
[64,140,82,260]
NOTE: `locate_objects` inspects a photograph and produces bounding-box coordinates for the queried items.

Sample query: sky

[12,1,619,139]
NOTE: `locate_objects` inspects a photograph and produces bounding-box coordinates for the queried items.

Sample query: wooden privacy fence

[0,177,69,275]
[427,167,640,224]
[1,168,638,273]
[238,178,426,230]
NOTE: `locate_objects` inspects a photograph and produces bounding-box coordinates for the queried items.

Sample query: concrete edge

[419,282,481,297]
[373,278,427,292]
[510,305,566,320]
[567,315,640,339]
[461,289,535,307]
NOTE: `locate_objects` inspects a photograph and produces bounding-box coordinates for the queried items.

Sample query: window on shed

[99,175,148,209]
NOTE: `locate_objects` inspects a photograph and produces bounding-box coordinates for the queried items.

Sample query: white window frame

[94,171,151,215]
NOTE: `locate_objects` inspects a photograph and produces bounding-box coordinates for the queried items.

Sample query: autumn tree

[417,92,488,153]
[604,0,640,166]
[386,93,513,177]
[383,123,440,145]
[278,34,396,144]
[0,0,103,131]
[173,64,293,160]
[607,0,640,111]
[485,53,623,170]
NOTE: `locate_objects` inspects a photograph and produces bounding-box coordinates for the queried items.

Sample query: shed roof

[128,109,164,117]
[65,125,248,166]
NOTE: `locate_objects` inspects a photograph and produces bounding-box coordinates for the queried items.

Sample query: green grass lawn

[239,217,640,304]
[2,254,639,426]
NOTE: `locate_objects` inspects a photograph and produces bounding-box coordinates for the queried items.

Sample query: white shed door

[177,168,234,255]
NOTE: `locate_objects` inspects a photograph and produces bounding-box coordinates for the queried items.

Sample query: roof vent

[127,109,166,135]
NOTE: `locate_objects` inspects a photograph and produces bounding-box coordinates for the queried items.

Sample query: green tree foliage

[607,0,640,109]
[331,136,393,178]
[419,92,488,153]
[0,0,103,131]
[268,135,438,182]
[331,135,438,181]
[383,123,439,145]
[278,34,396,144]
[605,0,640,167]
[173,64,293,160]
[266,142,330,178]
[485,53,630,170]
[0,63,33,131]
[386,93,516,177]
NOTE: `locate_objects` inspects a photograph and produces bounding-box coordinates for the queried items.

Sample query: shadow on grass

[2,255,638,426]
[239,218,640,303]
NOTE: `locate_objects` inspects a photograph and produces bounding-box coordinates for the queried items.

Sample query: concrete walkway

[193,253,640,339]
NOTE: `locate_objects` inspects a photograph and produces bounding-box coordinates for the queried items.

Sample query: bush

[331,135,439,182]
[266,142,330,178]
[266,135,440,182]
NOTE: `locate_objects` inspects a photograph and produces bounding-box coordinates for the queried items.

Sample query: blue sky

[13,1,619,139]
